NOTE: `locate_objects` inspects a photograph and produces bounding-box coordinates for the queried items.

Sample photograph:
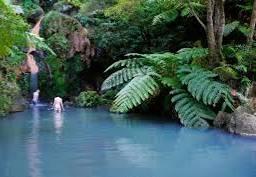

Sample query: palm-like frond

[101,66,154,91]
[101,49,235,128]
[104,56,145,72]
[160,77,182,89]
[177,65,235,110]
[170,89,216,128]
[176,48,208,64]
[111,72,160,113]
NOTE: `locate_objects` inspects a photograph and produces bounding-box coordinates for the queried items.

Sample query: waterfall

[30,73,38,93]
[26,17,43,94]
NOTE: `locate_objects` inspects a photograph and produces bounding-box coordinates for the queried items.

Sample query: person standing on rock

[53,97,65,112]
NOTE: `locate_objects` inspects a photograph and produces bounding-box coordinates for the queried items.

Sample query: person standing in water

[53,97,65,112]
[32,89,40,105]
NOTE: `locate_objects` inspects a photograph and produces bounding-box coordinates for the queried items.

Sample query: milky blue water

[0,106,256,177]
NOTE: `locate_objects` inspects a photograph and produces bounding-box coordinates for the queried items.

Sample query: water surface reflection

[0,108,255,177]
[27,107,42,177]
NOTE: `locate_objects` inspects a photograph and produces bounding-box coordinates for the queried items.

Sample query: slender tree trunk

[206,0,225,67]
[248,0,256,44]
[207,0,217,66]
[215,0,225,55]
[188,0,225,67]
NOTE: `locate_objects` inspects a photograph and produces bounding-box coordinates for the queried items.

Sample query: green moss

[42,11,81,36]
[46,34,70,59]
[41,11,83,58]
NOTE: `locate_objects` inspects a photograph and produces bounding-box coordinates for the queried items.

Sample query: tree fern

[177,65,235,110]
[111,72,160,113]
[101,66,154,91]
[161,77,182,89]
[170,89,216,128]
[104,56,145,72]
[101,50,235,128]
[176,48,208,64]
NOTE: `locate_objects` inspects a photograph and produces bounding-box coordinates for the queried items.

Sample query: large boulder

[214,106,256,136]
[41,11,94,65]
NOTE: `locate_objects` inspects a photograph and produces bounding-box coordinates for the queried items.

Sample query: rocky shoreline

[214,106,256,136]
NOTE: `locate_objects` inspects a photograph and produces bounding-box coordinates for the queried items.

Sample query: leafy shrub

[0,1,27,57]
[17,74,30,97]
[0,80,20,116]
[75,91,104,107]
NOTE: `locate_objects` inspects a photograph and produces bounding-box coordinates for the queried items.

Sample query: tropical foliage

[0,0,27,57]
[101,49,234,128]
[1,0,256,130]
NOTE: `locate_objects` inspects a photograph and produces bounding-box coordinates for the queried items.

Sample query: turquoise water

[0,106,256,177]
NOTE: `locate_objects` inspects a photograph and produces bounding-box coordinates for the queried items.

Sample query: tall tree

[189,0,225,67]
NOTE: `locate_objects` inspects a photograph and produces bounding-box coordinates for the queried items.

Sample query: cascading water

[30,73,38,93]
[26,17,43,94]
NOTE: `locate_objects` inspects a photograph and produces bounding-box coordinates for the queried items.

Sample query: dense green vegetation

[1,0,256,128]
[0,0,27,115]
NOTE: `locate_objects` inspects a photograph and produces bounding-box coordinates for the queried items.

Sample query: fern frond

[238,24,252,37]
[177,65,234,110]
[111,74,160,113]
[161,77,182,89]
[26,32,56,56]
[139,53,178,67]
[171,89,216,128]
[176,48,208,64]
[177,65,217,85]
[223,21,240,37]
[181,2,205,17]
[104,58,145,72]
[152,9,178,26]
[101,66,154,91]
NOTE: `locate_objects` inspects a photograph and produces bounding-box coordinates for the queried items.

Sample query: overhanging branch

[187,0,207,31]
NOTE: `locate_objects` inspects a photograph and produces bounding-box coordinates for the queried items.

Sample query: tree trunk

[207,0,217,66]
[188,0,225,67]
[248,0,256,45]
[206,0,225,67]
[215,0,225,56]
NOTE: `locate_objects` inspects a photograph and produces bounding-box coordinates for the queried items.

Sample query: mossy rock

[41,11,82,36]
[53,1,79,15]
[41,11,83,58]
